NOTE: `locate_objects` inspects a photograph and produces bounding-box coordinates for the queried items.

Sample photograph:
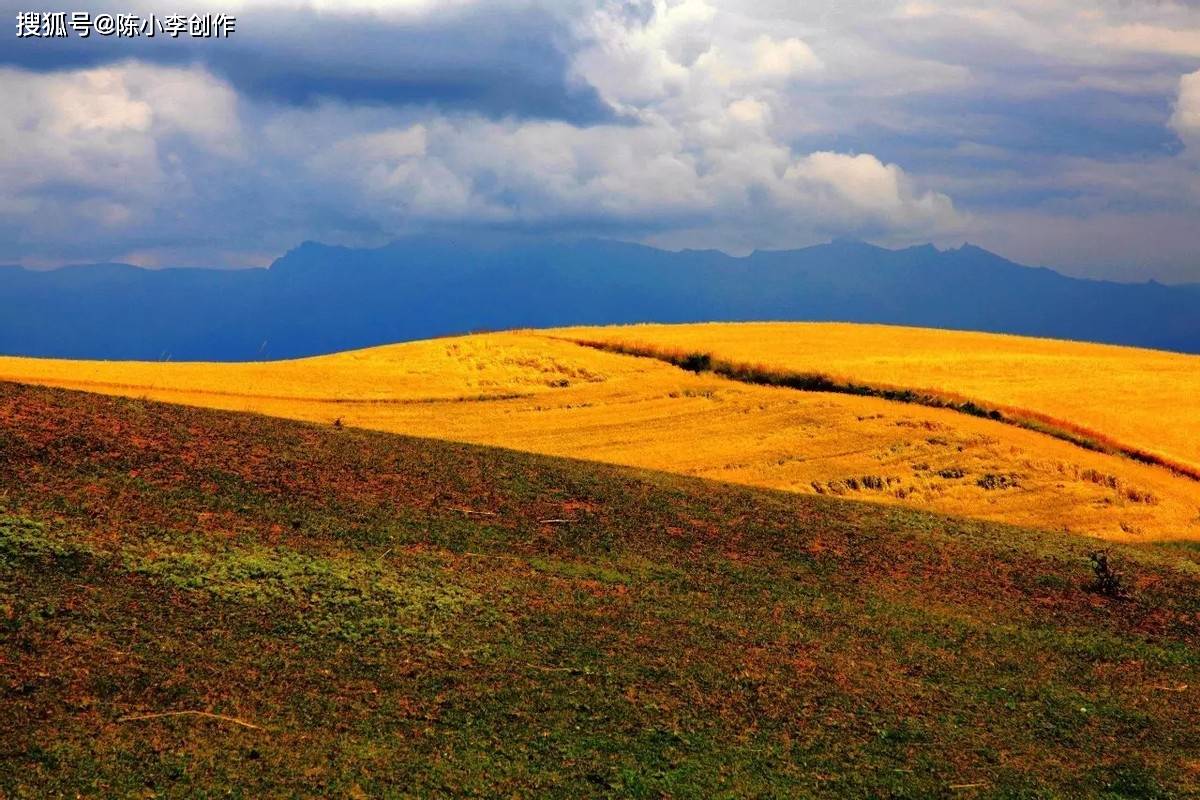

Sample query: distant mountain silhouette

[2,235,1198,360]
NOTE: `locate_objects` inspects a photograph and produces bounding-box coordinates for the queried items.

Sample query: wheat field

[559,322,1200,476]
[2,326,1198,541]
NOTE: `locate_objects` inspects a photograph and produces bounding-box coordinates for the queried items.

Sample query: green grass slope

[1,381,1198,798]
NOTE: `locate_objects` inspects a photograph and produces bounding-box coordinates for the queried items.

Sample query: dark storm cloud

[0,3,612,122]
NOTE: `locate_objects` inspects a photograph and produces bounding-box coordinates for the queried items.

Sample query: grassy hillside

[559,322,1200,477]
[1,382,1200,797]
[0,328,1198,541]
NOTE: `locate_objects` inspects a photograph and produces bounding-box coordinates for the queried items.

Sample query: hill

[1,325,1198,541]
[2,381,1199,797]
[3,236,1200,360]
[560,323,1200,479]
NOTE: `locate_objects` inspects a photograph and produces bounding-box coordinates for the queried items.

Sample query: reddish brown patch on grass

[1,381,1198,797]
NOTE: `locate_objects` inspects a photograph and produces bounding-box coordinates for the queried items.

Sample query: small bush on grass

[1088,550,1126,599]
[678,352,712,373]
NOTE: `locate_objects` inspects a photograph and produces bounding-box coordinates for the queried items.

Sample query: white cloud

[298,112,961,247]
[0,62,245,261]
[752,36,822,78]
[0,62,241,196]
[569,0,710,110]
[786,152,958,232]
[1171,69,1200,150]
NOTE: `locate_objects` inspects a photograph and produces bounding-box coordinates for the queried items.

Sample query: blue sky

[2,1,1200,282]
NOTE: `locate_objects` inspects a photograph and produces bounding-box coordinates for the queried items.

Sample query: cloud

[0,61,247,262]
[787,152,958,232]
[0,1,966,267]
[1,0,1200,279]
[307,118,959,239]
[0,61,240,196]
[1171,69,1200,149]
[1094,24,1200,59]
[0,0,611,123]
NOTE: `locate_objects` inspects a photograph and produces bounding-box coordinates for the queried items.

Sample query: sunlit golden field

[560,322,1200,476]
[2,326,1198,541]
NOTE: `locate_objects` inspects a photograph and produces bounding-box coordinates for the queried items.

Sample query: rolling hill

[2,323,1198,542]
[4,236,1200,360]
[2,381,1199,797]
[561,323,1200,479]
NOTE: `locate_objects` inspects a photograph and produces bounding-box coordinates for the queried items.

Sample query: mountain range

[2,236,1198,360]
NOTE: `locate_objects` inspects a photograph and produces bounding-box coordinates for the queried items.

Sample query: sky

[2,1,1200,282]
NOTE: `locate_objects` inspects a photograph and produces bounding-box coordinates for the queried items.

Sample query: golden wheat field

[560,322,1200,476]
[2,325,1198,541]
